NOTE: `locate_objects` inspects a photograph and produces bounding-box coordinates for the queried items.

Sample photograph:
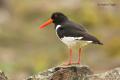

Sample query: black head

[51,12,68,25]
[39,12,68,29]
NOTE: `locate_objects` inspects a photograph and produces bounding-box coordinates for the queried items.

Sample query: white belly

[61,37,92,48]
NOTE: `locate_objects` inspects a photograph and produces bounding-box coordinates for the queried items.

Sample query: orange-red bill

[39,19,53,29]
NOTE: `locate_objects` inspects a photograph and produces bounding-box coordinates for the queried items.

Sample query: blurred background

[0,0,120,80]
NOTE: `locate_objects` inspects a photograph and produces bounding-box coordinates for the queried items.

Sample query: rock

[0,70,8,80]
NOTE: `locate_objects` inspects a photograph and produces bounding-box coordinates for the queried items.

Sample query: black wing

[65,21,88,32]
[57,22,103,45]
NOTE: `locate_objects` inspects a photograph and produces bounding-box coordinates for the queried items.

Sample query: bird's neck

[54,19,69,28]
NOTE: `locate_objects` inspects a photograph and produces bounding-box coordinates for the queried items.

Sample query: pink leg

[78,48,81,64]
[69,48,72,65]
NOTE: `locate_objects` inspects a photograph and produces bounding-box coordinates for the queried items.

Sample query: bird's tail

[93,40,103,45]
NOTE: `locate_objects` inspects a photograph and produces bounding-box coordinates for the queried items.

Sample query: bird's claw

[62,62,80,66]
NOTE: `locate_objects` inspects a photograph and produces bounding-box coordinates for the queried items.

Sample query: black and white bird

[39,12,103,65]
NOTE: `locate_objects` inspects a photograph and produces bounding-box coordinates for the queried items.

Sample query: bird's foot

[76,61,80,64]
[70,62,80,65]
[61,62,72,66]
[62,62,80,66]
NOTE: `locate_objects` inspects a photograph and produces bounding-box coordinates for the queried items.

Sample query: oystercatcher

[39,12,103,65]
